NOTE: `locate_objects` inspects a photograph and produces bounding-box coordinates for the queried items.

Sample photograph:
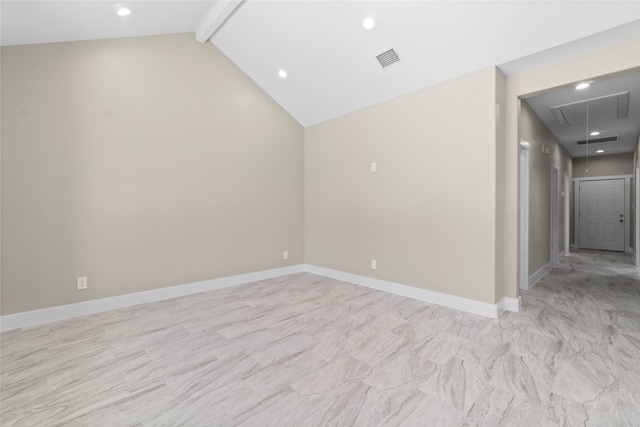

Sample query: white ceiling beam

[195,0,244,43]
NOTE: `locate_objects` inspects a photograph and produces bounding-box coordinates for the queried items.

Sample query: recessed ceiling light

[117,7,131,16]
[575,82,590,90]
[362,17,376,30]
[590,131,600,136]
[596,150,604,153]
[278,69,288,79]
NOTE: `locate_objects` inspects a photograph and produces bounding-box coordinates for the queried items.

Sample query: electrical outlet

[370,162,377,173]
[77,276,88,290]
[283,250,289,260]
[371,259,377,270]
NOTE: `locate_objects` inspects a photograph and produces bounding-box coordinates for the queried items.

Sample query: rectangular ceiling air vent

[576,136,619,145]
[376,48,401,69]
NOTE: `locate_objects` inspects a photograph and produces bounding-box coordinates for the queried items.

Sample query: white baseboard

[0,265,305,332]
[499,296,521,314]
[528,261,552,288]
[2,263,522,331]
[304,264,506,318]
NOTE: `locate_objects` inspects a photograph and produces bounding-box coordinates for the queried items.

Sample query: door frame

[636,166,640,266]
[574,174,632,252]
[564,172,570,256]
[550,166,560,264]
[519,140,530,290]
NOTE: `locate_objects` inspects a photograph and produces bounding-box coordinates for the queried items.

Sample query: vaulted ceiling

[2,1,639,127]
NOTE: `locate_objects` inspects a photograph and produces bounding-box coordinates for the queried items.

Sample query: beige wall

[503,37,640,299]
[1,34,304,315]
[306,66,500,304]
[572,153,633,178]
[3,32,639,317]
[520,101,572,275]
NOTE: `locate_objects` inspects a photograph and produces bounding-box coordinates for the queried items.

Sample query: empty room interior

[1,1,640,425]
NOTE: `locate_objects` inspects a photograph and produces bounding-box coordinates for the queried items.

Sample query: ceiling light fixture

[278,69,288,79]
[590,131,600,136]
[596,150,604,153]
[362,17,376,30]
[575,82,590,90]
[117,7,131,16]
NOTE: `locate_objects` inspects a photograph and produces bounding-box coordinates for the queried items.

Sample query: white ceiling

[1,1,639,127]
[0,1,215,46]
[211,2,640,126]
[525,71,640,159]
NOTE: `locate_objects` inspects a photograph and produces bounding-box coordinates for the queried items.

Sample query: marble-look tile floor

[2,250,640,426]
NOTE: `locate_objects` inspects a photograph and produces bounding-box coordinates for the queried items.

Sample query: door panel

[579,179,625,251]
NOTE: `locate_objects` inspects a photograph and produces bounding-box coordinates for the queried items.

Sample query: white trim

[519,140,531,291]
[551,165,560,265]
[0,265,305,331]
[305,264,503,318]
[573,174,632,182]
[636,166,640,266]
[574,178,580,248]
[496,298,506,316]
[529,261,552,288]
[626,176,632,253]
[564,172,570,256]
[195,0,244,42]
[500,297,521,312]
[2,262,524,331]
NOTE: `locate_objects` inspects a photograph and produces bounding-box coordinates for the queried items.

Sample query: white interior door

[579,179,625,251]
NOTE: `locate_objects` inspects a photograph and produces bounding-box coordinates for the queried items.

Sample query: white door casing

[519,141,530,290]
[551,166,560,264]
[579,179,625,251]
[636,167,640,266]
[564,172,570,256]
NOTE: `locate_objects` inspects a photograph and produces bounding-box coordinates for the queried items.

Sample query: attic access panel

[550,92,629,127]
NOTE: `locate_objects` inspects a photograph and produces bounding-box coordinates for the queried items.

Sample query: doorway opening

[517,69,640,294]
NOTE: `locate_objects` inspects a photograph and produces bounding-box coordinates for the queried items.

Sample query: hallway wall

[573,153,634,178]
[520,101,572,276]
